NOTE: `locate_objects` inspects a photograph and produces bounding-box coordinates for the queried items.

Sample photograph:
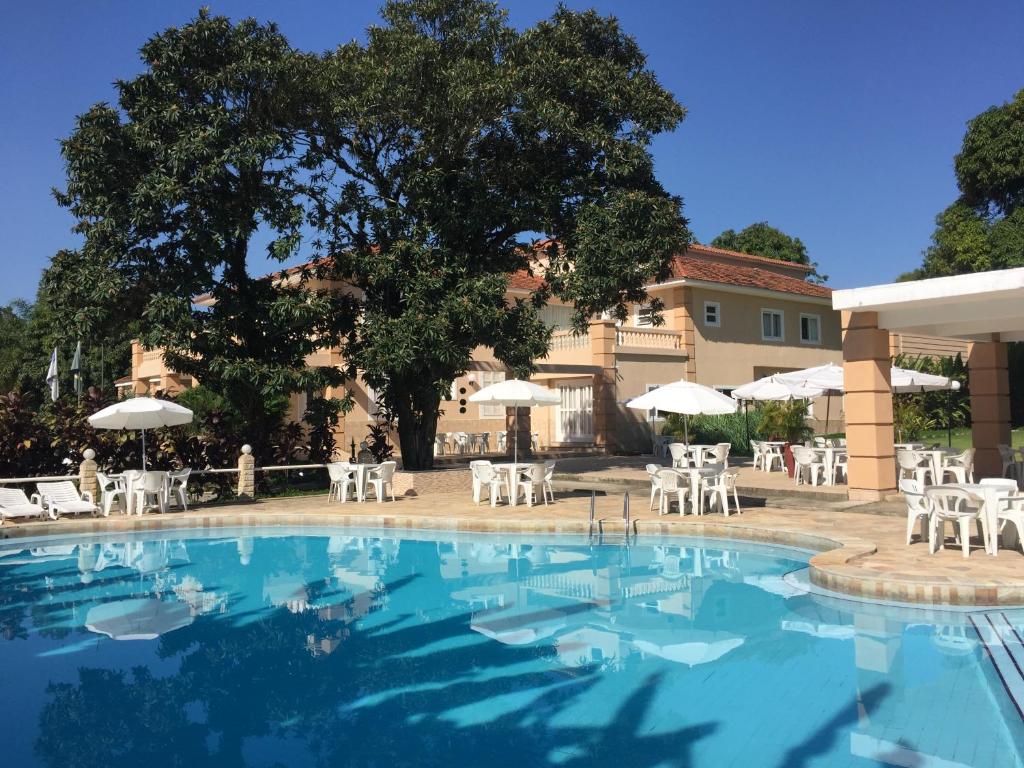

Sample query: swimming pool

[0,526,1021,767]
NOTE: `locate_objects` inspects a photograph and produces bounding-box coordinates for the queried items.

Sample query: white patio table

[336,462,380,502]
[945,481,1017,555]
[671,466,721,516]
[811,447,847,486]
[761,441,787,473]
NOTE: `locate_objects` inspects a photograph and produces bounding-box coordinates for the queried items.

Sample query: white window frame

[799,313,822,345]
[703,301,721,328]
[634,303,655,327]
[478,371,506,419]
[761,309,784,342]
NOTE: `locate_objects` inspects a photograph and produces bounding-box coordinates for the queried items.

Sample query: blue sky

[1,1,1022,305]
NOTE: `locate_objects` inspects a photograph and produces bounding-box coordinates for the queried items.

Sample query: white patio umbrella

[731,376,824,402]
[633,631,745,667]
[468,378,559,461]
[626,380,737,444]
[85,598,192,641]
[88,397,193,470]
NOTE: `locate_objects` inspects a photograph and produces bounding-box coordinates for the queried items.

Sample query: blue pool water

[0,527,1022,768]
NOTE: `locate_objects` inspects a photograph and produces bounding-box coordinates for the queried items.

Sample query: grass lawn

[913,426,1024,451]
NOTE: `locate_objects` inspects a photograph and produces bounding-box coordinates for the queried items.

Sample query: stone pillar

[79,448,98,501]
[237,444,256,499]
[589,319,618,452]
[968,341,1010,479]
[842,311,897,501]
[506,407,532,458]
[666,286,697,381]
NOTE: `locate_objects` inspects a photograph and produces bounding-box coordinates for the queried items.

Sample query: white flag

[46,348,59,402]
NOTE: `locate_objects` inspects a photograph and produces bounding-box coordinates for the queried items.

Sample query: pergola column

[968,341,1010,478]
[842,311,897,501]
[590,319,618,452]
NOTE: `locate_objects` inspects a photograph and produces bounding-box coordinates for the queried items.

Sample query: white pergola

[832,267,1024,499]
[833,267,1024,342]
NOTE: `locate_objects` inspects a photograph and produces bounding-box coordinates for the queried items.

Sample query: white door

[556,383,594,443]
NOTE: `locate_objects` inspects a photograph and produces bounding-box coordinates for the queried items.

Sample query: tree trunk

[394,385,441,470]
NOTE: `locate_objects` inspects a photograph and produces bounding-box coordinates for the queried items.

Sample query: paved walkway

[3,489,1024,606]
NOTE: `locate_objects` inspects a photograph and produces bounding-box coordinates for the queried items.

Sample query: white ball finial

[83,449,96,460]
[241,444,253,455]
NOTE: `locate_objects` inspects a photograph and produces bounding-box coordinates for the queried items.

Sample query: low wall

[393,468,472,496]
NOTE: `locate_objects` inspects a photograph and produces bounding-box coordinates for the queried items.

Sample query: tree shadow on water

[32,574,719,768]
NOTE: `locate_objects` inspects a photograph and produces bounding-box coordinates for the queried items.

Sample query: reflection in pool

[0,528,1021,767]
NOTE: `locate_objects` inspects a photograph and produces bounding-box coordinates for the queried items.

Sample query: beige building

[122,244,846,456]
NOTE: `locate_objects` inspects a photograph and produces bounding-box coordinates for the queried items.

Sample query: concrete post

[237,444,256,499]
[841,311,897,501]
[589,319,618,452]
[79,448,98,501]
[968,341,1010,479]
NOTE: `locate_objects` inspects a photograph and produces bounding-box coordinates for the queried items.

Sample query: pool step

[969,612,1024,722]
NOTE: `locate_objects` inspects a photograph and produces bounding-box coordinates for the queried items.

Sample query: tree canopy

[301,0,689,466]
[710,221,825,281]
[51,10,359,447]
[904,88,1024,280]
[47,1,689,469]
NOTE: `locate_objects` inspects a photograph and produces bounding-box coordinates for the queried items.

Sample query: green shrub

[662,410,762,455]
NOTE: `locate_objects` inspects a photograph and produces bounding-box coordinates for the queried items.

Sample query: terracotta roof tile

[508,270,545,291]
[687,243,815,272]
[668,253,831,299]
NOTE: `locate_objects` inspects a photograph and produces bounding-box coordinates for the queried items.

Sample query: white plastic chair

[366,461,397,502]
[0,488,45,523]
[472,463,505,507]
[668,443,689,469]
[167,469,191,511]
[327,463,356,502]
[36,481,98,519]
[832,452,849,485]
[925,486,987,558]
[434,434,448,456]
[543,461,556,503]
[751,441,764,471]
[792,447,824,487]
[452,432,469,455]
[897,450,933,486]
[516,463,548,507]
[713,443,731,468]
[134,472,168,515]
[96,472,127,516]
[470,460,491,503]
[900,478,931,545]
[941,448,975,484]
[701,468,741,516]
[762,443,784,473]
[998,495,1024,554]
[647,463,663,511]
[999,444,1019,481]
[655,469,688,515]
[496,431,507,452]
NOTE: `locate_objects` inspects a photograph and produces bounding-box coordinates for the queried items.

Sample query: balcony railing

[616,327,683,350]
[549,330,589,351]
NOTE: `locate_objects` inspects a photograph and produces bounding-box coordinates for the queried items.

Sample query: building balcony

[616,327,686,355]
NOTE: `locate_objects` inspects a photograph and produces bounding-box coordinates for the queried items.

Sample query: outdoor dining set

[326,461,397,503]
[901,443,1024,558]
[648,442,741,517]
[0,469,191,523]
[434,430,541,457]
[469,459,556,508]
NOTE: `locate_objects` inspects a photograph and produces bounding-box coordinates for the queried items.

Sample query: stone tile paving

[3,486,1024,605]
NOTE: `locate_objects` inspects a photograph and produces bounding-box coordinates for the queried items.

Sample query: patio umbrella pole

[684,413,689,445]
[141,428,147,471]
[513,406,518,464]
[824,394,831,438]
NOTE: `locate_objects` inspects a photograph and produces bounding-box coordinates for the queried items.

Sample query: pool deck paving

[4,484,1024,607]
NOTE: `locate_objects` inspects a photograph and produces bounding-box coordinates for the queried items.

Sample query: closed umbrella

[626,380,737,444]
[468,378,559,462]
[88,397,193,470]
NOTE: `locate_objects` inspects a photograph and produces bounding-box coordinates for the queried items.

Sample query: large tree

[52,11,359,448]
[905,88,1024,280]
[710,221,825,281]
[303,0,689,468]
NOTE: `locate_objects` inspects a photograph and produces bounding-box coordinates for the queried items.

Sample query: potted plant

[758,401,813,477]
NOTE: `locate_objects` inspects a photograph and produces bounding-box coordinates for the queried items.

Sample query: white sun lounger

[0,488,46,523]
[35,481,100,519]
